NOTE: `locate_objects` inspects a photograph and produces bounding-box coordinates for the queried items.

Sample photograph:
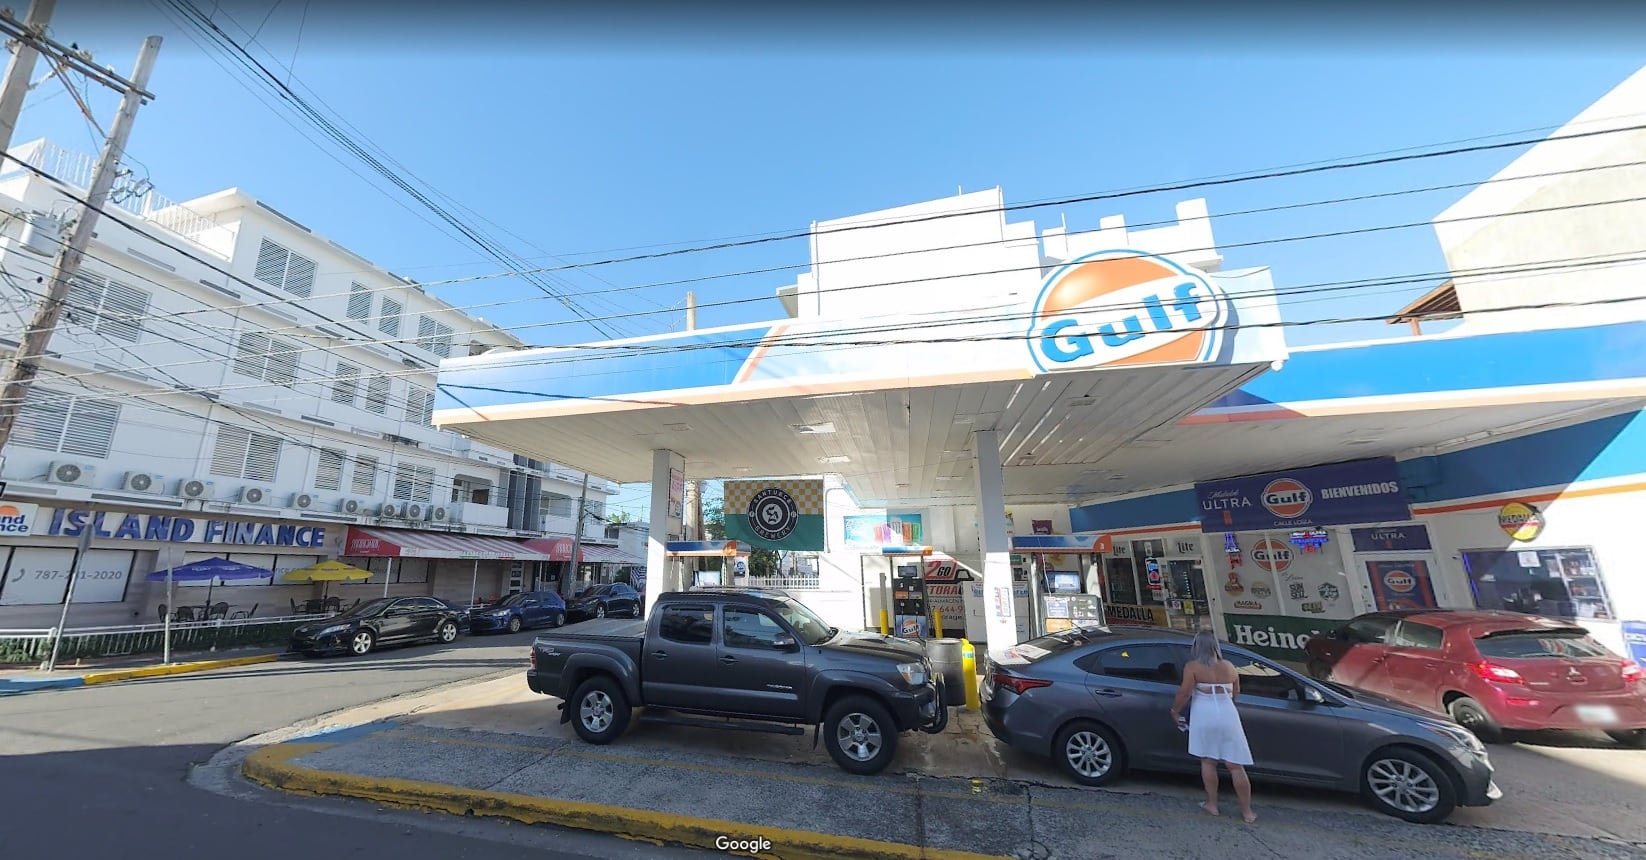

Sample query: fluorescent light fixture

[664,422,691,432]
[816,455,851,464]
[1128,440,1169,449]
[936,476,966,482]
[792,422,837,434]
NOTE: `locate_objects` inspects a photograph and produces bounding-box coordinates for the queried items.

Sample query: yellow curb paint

[81,653,278,685]
[243,742,1010,860]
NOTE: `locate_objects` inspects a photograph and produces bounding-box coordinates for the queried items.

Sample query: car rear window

[1475,630,1611,660]
[1002,628,1112,664]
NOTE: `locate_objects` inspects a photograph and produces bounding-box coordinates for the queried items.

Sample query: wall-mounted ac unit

[405,503,425,521]
[177,478,214,499]
[337,498,363,515]
[429,505,451,523]
[378,501,403,518]
[290,492,315,510]
[238,486,273,506]
[122,472,166,493]
[46,462,96,486]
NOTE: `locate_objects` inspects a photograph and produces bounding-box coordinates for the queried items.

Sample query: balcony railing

[18,140,227,253]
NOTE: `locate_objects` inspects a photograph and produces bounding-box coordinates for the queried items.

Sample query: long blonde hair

[1189,629,1223,666]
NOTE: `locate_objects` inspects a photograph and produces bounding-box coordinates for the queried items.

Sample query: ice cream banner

[722,479,827,551]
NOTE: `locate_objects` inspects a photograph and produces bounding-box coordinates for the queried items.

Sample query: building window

[315,448,345,491]
[416,315,453,358]
[253,238,316,298]
[1462,547,1616,621]
[392,463,435,503]
[331,362,360,405]
[64,272,150,343]
[232,332,301,386]
[346,282,372,320]
[351,454,379,496]
[404,387,434,426]
[11,387,120,458]
[209,425,282,482]
[364,375,390,414]
[379,298,403,337]
[544,495,574,518]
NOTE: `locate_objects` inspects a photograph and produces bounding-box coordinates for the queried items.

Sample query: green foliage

[749,548,779,578]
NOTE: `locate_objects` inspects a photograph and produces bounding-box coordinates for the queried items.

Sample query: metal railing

[20,140,227,253]
[0,614,321,665]
[727,575,823,592]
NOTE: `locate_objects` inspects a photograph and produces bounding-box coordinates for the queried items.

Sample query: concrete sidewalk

[0,648,285,694]
[235,679,1644,860]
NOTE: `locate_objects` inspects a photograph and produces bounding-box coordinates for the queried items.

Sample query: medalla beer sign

[1194,457,1410,533]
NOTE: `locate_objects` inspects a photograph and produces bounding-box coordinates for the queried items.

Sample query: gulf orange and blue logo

[1028,250,1228,372]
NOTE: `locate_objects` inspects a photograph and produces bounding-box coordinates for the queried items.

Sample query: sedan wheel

[596,604,606,619]
[1447,696,1505,744]
[349,629,374,656]
[437,621,458,643]
[507,615,523,634]
[1053,721,1124,786]
[1361,749,1456,823]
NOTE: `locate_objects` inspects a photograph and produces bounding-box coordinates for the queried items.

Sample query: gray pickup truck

[527,587,948,774]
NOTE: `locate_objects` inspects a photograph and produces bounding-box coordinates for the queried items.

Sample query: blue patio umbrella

[145,558,274,663]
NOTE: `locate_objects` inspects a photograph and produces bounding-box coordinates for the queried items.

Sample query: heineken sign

[1223,612,1337,662]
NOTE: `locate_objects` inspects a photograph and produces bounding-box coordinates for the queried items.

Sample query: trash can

[925,638,967,707]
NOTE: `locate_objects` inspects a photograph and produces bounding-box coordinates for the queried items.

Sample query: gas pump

[1009,534,1113,638]
[875,545,934,637]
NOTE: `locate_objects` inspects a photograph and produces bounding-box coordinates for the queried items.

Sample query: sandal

[1199,802,1220,817]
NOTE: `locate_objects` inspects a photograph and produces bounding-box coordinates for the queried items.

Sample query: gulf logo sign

[0,502,37,535]
[1029,250,1229,372]
[1383,569,1417,593]
[1251,538,1293,574]
[1261,478,1312,519]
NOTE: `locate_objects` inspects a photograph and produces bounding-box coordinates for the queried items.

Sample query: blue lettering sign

[113,514,142,540]
[204,520,226,543]
[145,516,172,541]
[170,518,195,542]
[1039,319,1095,363]
[92,512,112,538]
[40,509,329,548]
[254,524,275,545]
[230,522,257,544]
[276,525,297,546]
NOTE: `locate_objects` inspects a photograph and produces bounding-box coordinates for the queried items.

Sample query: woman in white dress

[1170,629,1257,823]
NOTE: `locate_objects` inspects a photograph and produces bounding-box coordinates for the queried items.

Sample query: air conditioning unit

[177,478,215,499]
[122,472,166,493]
[337,498,363,515]
[378,501,402,518]
[238,486,273,506]
[429,505,450,523]
[405,503,425,521]
[290,492,315,510]
[46,462,96,486]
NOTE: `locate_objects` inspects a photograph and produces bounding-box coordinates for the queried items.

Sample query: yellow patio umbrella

[282,560,373,602]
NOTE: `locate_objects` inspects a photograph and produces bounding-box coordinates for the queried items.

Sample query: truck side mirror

[773,633,798,651]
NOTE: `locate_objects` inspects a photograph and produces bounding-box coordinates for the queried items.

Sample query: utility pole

[682,291,702,544]
[0,35,161,452]
[0,0,55,155]
[567,471,591,593]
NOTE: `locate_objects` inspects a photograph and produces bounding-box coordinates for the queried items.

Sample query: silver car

[980,625,1500,823]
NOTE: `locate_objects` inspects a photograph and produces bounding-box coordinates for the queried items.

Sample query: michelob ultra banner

[723,479,827,551]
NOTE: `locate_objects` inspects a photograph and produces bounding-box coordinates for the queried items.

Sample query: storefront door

[1159,556,1210,632]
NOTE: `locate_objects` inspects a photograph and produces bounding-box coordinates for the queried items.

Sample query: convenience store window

[1461,547,1615,621]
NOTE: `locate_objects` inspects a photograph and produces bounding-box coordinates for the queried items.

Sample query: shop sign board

[39,508,328,548]
[1366,560,1440,611]
[722,480,826,551]
[844,513,924,548]
[0,501,40,535]
[1194,458,1409,533]
[1496,502,1545,542]
[1350,525,1432,553]
[1223,612,1338,662]
[1105,602,1168,627]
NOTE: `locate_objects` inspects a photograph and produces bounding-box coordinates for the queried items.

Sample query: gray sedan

[980,625,1500,823]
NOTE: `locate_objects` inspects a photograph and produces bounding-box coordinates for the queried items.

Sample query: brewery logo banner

[1194,457,1409,533]
[722,479,827,551]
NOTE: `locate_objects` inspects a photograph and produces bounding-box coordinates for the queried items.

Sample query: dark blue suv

[469,591,567,634]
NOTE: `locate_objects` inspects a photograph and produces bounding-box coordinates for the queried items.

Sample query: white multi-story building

[0,138,633,628]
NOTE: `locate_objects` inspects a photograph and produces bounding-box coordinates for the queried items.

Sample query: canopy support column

[646,449,685,611]
[972,429,1017,663]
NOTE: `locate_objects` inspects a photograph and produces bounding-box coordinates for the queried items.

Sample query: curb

[243,741,1010,860]
[0,653,279,694]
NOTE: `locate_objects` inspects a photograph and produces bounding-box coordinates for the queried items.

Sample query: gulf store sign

[1029,250,1231,372]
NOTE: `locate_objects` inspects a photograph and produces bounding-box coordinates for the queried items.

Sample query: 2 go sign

[1029,250,1231,372]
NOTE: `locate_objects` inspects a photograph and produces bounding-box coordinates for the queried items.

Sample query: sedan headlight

[318,623,352,636]
[1426,722,1486,756]
[489,609,511,617]
[896,662,928,686]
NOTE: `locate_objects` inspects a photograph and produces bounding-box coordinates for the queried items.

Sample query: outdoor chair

[172,606,195,622]
[231,603,259,620]
[323,596,341,612]
[209,602,229,620]
[157,604,169,622]
[303,599,325,614]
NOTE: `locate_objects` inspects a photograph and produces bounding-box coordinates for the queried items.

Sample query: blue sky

[21,3,1646,518]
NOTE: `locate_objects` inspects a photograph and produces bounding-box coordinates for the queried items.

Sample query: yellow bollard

[933,610,944,639]
[879,609,889,635]
[960,638,980,711]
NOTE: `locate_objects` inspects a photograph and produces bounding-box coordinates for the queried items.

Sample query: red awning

[344,527,555,561]
[521,536,578,562]
[518,538,645,566]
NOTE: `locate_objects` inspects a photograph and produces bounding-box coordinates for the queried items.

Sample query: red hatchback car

[1304,609,1646,747]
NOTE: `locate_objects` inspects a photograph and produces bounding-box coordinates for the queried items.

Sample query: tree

[700,487,727,571]
[748,548,779,578]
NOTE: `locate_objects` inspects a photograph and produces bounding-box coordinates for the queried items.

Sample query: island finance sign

[1194,458,1410,533]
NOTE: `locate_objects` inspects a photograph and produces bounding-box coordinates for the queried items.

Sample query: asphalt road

[0,633,712,859]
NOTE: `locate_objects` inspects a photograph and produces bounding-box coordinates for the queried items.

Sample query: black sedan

[981,625,1500,823]
[289,596,464,657]
[565,582,642,621]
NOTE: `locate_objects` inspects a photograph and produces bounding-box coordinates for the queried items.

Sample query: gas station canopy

[434,251,1289,508]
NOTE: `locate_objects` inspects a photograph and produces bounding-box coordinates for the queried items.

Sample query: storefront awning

[521,536,578,561]
[344,527,555,561]
[581,544,643,565]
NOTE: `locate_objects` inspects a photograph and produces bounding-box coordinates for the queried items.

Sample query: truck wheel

[824,695,898,775]
[570,676,630,744]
